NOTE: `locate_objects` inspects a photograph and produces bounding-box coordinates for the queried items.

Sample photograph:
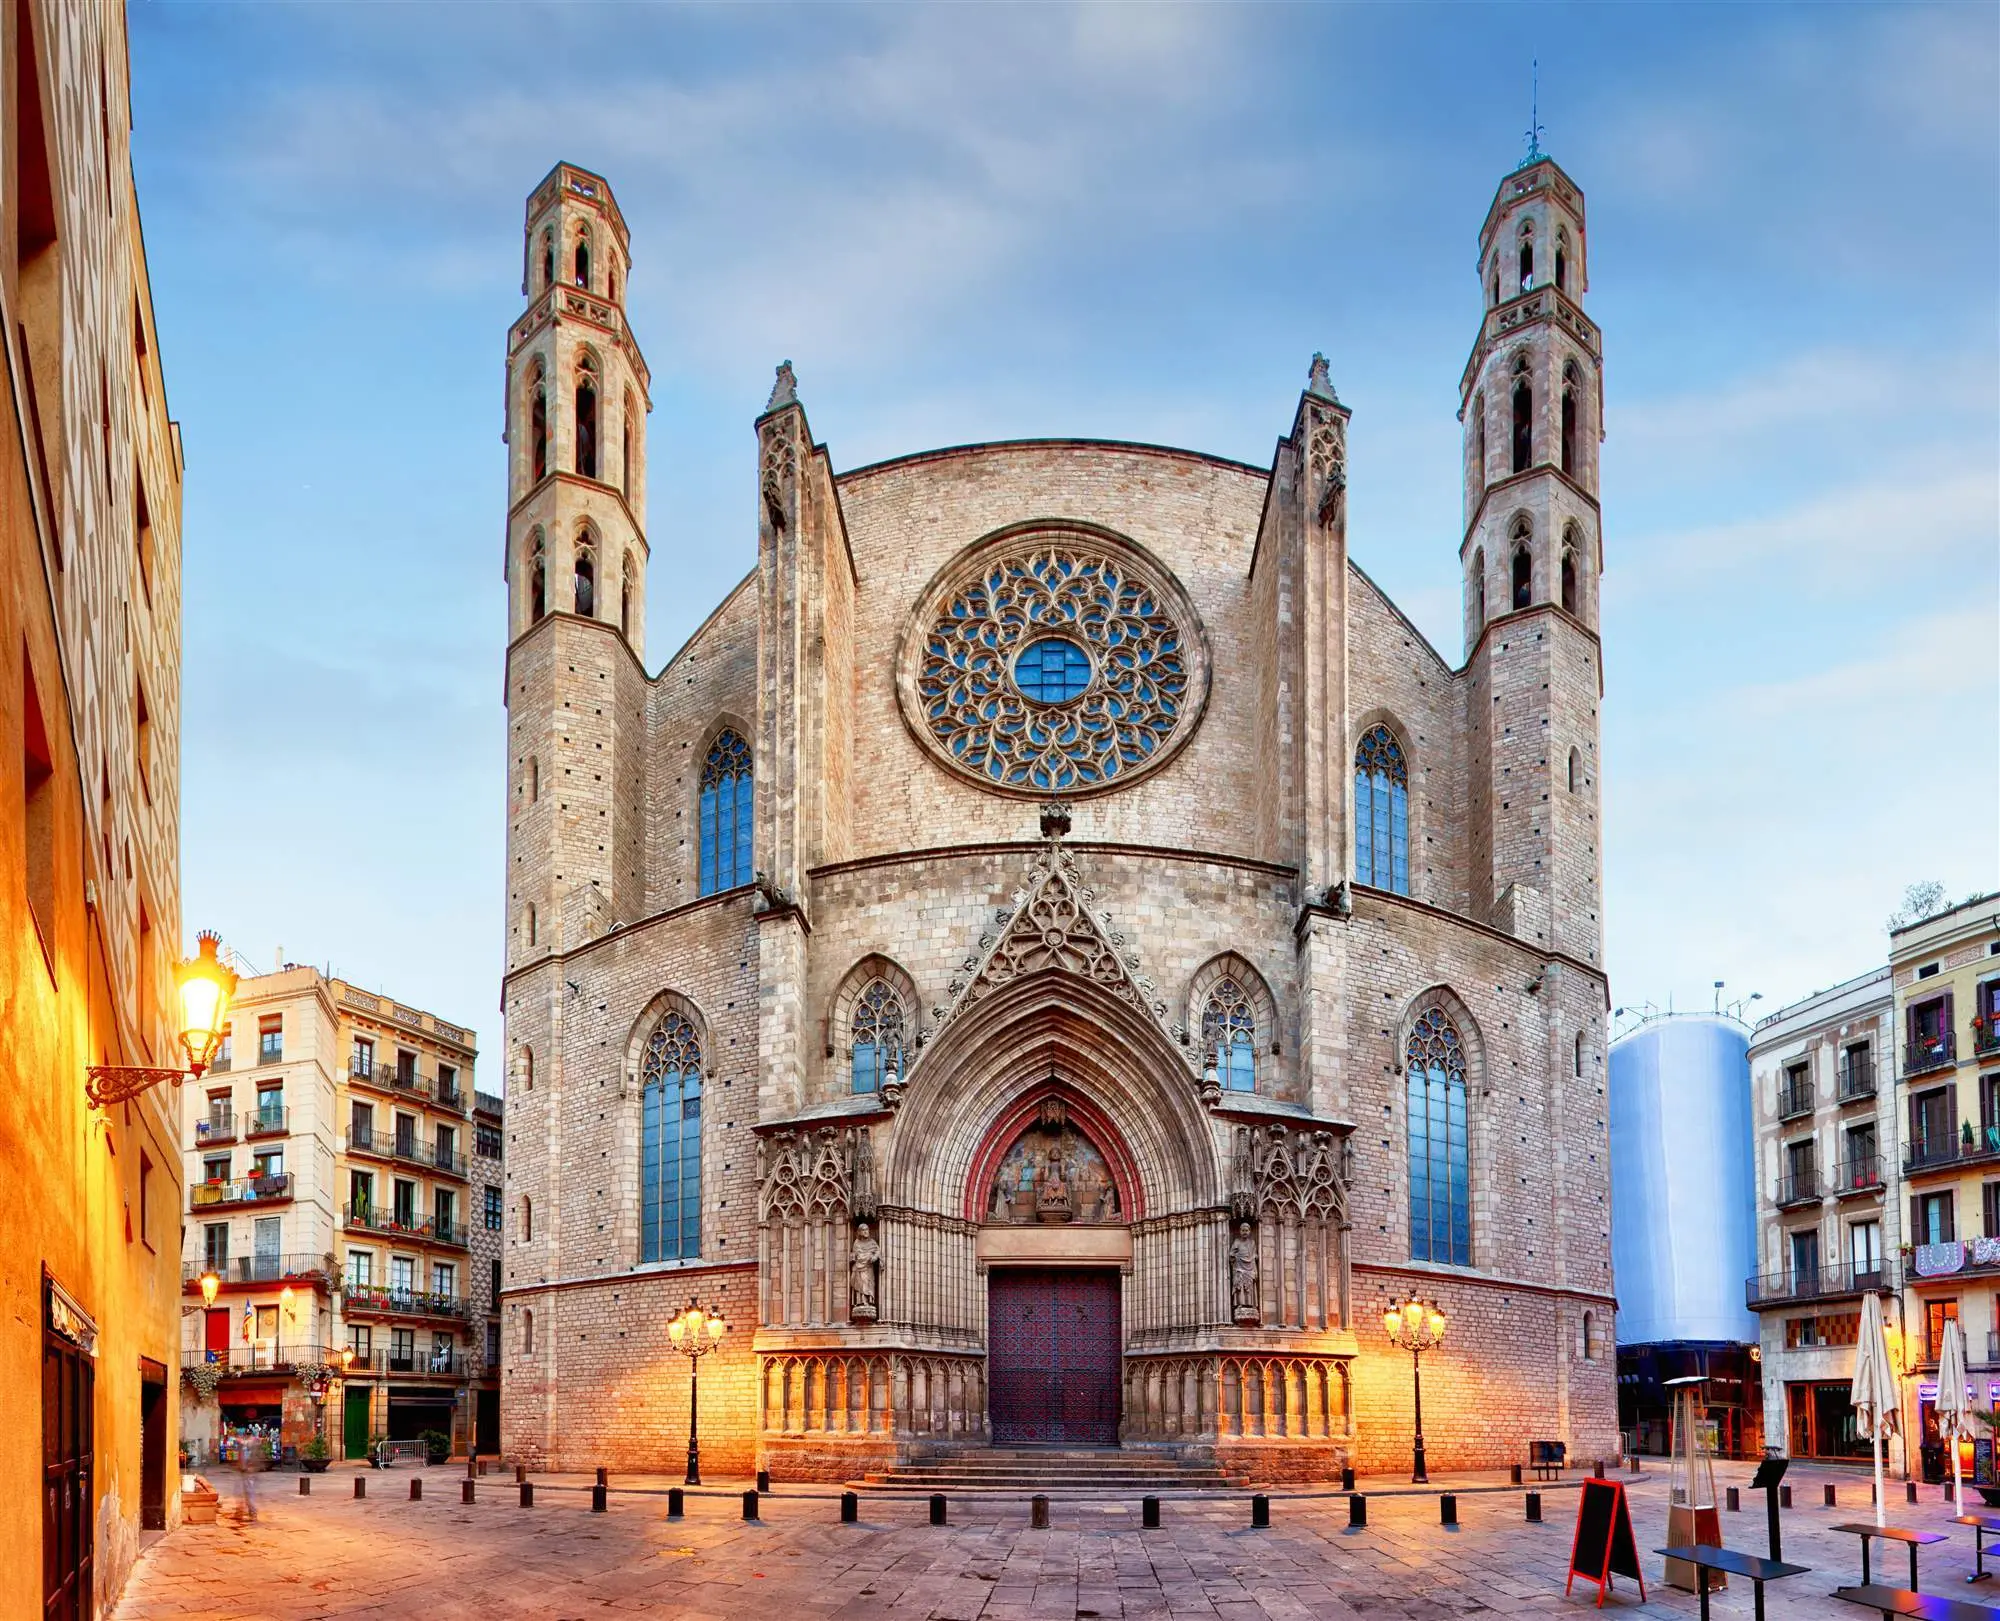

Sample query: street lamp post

[1382,1297,1448,1484]
[667,1300,727,1486]
[86,930,238,1107]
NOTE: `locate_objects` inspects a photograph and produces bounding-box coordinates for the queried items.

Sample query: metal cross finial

[1522,58,1546,165]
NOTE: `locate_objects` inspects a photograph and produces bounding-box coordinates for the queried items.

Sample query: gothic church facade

[497,154,1617,1478]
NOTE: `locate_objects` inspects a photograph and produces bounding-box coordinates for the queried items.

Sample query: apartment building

[180,968,480,1459]
[1748,967,1898,1463]
[1891,893,2000,1473]
[0,1,191,1613]
[469,1090,505,1454]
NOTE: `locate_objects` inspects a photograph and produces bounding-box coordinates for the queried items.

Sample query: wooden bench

[1835,1583,2000,1619]
[1529,1439,1566,1480]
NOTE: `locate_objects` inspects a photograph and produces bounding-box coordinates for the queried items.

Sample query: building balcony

[349,1061,465,1115]
[244,1107,289,1140]
[1775,1169,1822,1208]
[1903,1127,2000,1179]
[342,1205,469,1251]
[342,1287,472,1323]
[1976,1024,2000,1060]
[1838,1059,1879,1103]
[193,1112,236,1146]
[1905,1037,1958,1078]
[343,1129,470,1182]
[344,1349,466,1380]
[1831,1156,1884,1197]
[189,1173,292,1211]
[1906,1235,2000,1285]
[181,1343,333,1376]
[1746,1262,1891,1310]
[1777,1080,1815,1121]
[185,1255,334,1292]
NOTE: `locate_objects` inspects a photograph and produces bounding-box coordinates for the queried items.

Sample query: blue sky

[130,3,1998,1045]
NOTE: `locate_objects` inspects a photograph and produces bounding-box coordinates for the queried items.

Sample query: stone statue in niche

[1229,1222,1260,1323]
[986,1116,1121,1225]
[849,1222,880,1321]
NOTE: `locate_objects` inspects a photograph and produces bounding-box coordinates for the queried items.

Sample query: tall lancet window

[540,230,553,293]
[1353,725,1410,896]
[1561,361,1580,477]
[849,980,905,1094]
[698,729,753,895]
[574,234,591,290]
[573,539,595,618]
[1510,356,1532,474]
[528,530,547,622]
[1405,1006,1469,1265]
[575,356,598,480]
[639,1009,703,1263]
[530,373,548,483]
[620,551,635,638]
[1202,978,1257,1093]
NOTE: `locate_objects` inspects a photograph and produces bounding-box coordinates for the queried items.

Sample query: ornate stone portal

[985,1100,1123,1226]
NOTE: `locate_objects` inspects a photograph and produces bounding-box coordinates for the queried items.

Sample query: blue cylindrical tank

[1609,1017,1756,1345]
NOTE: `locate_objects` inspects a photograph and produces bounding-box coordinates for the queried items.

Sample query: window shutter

[1945,1192,1958,1244]
[1911,1193,1922,1247]
[1946,991,1957,1046]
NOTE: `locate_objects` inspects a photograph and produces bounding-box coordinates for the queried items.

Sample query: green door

[343,1387,372,1460]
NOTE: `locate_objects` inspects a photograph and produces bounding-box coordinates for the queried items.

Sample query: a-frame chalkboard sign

[1565,1477,1645,1606]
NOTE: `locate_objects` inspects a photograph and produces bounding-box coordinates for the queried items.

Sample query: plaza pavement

[114,1455,1986,1619]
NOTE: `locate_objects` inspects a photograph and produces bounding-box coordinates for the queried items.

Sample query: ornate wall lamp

[86,930,238,1108]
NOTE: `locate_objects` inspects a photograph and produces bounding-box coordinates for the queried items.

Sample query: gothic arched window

[574,540,595,618]
[621,391,635,499]
[1555,227,1569,293]
[520,1045,533,1093]
[1472,391,1487,488]
[1405,1005,1469,1265]
[574,234,590,290]
[1517,223,1534,292]
[530,379,548,483]
[849,980,906,1094]
[698,730,753,895]
[1353,725,1410,895]
[1567,746,1581,794]
[521,1195,533,1242]
[639,1009,703,1262]
[1510,358,1532,474]
[1560,542,1578,616]
[1202,978,1257,1093]
[575,358,598,480]
[522,1307,535,1351]
[529,530,546,622]
[1472,547,1486,631]
[620,551,635,639]
[1561,361,1580,477]
[1511,521,1533,610]
[540,230,553,293]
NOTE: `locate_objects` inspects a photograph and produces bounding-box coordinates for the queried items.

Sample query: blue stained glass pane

[1223,1037,1255,1092]
[1014,637,1092,704]
[853,1043,880,1093]
[698,786,718,895]
[1390,781,1409,895]
[1355,773,1375,886]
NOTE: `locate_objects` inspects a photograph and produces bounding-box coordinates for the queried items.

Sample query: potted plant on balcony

[299,1434,330,1474]
[183,1361,225,1405]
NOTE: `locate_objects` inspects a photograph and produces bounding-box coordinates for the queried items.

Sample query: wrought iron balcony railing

[1745,1262,1890,1308]
[1777,1079,1815,1120]
[1775,1168,1822,1206]
[189,1173,292,1210]
[1838,1058,1879,1102]
[341,1286,472,1322]
[194,1112,236,1145]
[184,1255,333,1289]
[244,1107,289,1139]
[1906,1036,1958,1077]
[181,1343,333,1375]
[1831,1155,1883,1195]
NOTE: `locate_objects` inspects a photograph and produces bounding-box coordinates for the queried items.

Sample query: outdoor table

[1835,1523,1951,1591]
[1955,1514,2000,1583]
[1834,1583,2000,1620]
[1656,1544,1808,1621]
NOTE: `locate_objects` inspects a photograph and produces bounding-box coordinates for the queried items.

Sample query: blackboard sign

[1566,1478,1645,1607]
[1975,1436,1994,1487]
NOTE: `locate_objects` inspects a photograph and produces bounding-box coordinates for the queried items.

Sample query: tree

[1888,881,1951,933]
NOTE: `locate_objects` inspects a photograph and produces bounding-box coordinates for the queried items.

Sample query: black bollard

[1031,1495,1050,1529]
[1727,1486,1740,1512]
[410,1478,422,1501]
[515,1463,527,1485]
[462,1480,475,1505]
[667,1487,684,1518]
[1348,1493,1367,1529]
[1825,1483,1837,1507]
[1251,1494,1270,1529]
[1526,1491,1541,1523]
[1593,1458,1606,1478]
[467,1454,478,1480]
[354,1477,366,1500]
[1907,1481,1919,1505]
[1341,1466,1356,1492]
[596,1466,608,1488]
[591,1484,607,1513]
[1948,1478,1958,1503]
[840,1491,858,1524]
[1779,1484,1792,1509]
[1440,1493,1457,1527]
[757,1469,771,1494]
[1142,1496,1160,1529]
[1510,1463,1523,1485]
[299,1476,311,1496]
[929,1493,947,1527]
[743,1490,760,1522]
[519,1482,534,1508]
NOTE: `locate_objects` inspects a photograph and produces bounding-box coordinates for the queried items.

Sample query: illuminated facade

[498,155,1617,1479]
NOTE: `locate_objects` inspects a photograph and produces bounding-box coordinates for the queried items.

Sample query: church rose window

[1353,725,1410,895]
[1405,1006,1469,1266]
[639,1009,702,1263]
[849,979,905,1094]
[902,530,1207,796]
[1203,978,1257,1093]
[698,730,753,895]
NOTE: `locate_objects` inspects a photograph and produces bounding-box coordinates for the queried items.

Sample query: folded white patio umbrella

[1939,1316,1973,1517]
[1853,1291,1899,1529]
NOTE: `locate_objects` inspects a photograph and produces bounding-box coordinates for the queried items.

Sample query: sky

[128,2,1999,1047]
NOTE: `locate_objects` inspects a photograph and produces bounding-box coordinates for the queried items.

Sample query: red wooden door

[988,1269,1121,1445]
[203,1309,230,1358]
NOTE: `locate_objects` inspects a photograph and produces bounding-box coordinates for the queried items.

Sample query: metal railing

[344,1349,466,1378]
[1906,1036,1958,1077]
[184,1255,333,1289]
[1775,1168,1821,1206]
[341,1205,468,1249]
[256,1044,284,1068]
[1988,1331,2000,1365]
[341,1287,472,1321]
[1745,1262,1890,1308]
[189,1173,292,1209]
[1777,1079,1814,1120]
[344,1130,468,1178]
[181,1343,333,1374]
[245,1107,289,1139]
[1838,1057,1879,1101]
[1832,1155,1883,1194]
[194,1112,237,1145]
[1905,1127,2000,1176]
[1977,1025,2000,1057]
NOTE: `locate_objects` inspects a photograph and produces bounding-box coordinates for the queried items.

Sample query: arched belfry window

[1405,1005,1469,1265]
[574,234,591,290]
[528,530,546,622]
[540,230,553,293]
[639,1008,703,1262]
[1517,222,1534,292]
[621,390,636,499]
[1471,547,1486,631]
[575,356,598,480]
[1202,978,1258,1092]
[698,729,753,895]
[1472,391,1487,488]
[1510,355,1532,474]
[1561,361,1580,477]
[1560,537,1579,617]
[574,538,595,618]
[1353,725,1410,895]
[620,551,635,638]
[530,370,548,483]
[849,979,906,1094]
[1555,227,1569,293]
[1511,520,1533,610]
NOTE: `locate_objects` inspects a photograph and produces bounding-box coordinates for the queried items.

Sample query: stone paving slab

[110,1457,1999,1619]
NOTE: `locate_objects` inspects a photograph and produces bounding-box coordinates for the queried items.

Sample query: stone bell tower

[1458,149,1604,969]
[502,163,653,972]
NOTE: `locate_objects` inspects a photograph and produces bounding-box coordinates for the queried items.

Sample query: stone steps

[857,1448,1248,1492]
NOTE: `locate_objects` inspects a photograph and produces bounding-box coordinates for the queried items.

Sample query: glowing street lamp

[198,1270,221,1308]
[86,931,240,1108]
[1382,1296,1448,1484]
[667,1300,727,1485]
